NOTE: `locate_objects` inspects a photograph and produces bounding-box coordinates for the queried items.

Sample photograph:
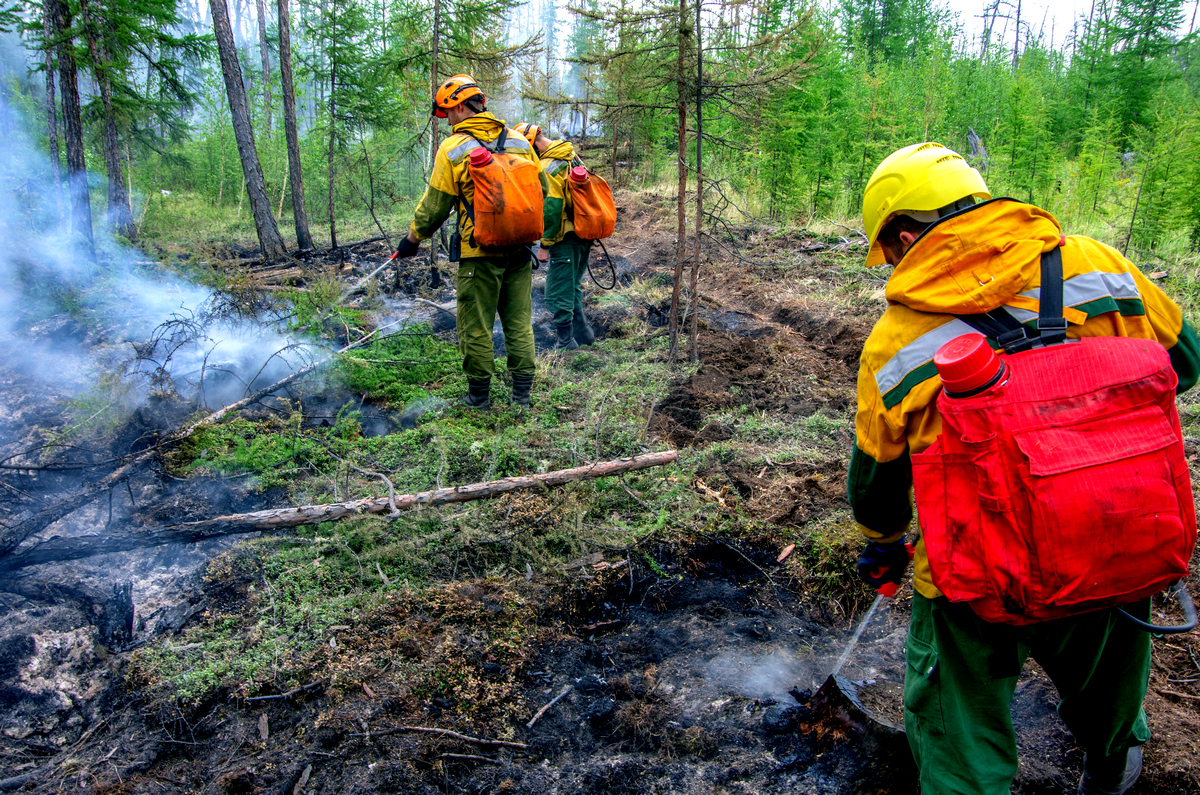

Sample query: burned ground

[1,191,1198,793]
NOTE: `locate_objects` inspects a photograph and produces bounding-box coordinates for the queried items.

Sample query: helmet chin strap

[937,196,978,218]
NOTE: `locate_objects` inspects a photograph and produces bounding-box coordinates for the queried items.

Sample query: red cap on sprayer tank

[469,147,493,167]
[934,333,1002,395]
[569,166,588,183]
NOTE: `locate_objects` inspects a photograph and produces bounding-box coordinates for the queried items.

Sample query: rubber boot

[510,373,533,408]
[572,311,596,346]
[1079,746,1142,795]
[554,322,579,351]
[459,378,491,411]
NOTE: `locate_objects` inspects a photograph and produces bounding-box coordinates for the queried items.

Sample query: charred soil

[1,192,1199,794]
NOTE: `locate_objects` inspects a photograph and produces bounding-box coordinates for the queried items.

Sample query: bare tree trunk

[427,0,442,288]
[42,9,63,219]
[667,0,687,363]
[0,452,680,572]
[211,0,289,261]
[611,110,619,182]
[46,0,94,260]
[1011,0,1022,71]
[690,0,701,364]
[256,0,272,132]
[327,65,338,251]
[80,0,135,239]
[277,0,312,249]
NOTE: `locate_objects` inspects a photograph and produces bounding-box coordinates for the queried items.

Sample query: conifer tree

[278,0,313,249]
[211,0,289,260]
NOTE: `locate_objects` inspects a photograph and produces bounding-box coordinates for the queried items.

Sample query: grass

[125,193,893,710]
[134,296,873,706]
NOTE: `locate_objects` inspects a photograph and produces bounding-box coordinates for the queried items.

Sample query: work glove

[393,235,420,259]
[856,538,913,597]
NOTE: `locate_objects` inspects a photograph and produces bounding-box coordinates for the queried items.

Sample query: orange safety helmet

[513,123,542,147]
[432,74,484,118]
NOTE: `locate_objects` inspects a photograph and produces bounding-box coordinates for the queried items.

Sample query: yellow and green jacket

[539,140,580,247]
[849,198,1200,599]
[409,112,549,260]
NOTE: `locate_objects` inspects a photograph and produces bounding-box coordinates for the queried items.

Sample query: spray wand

[828,543,914,679]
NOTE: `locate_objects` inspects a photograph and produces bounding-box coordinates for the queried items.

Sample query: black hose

[587,239,618,290]
[1115,582,1197,634]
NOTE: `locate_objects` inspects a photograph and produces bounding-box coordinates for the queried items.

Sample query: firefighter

[849,142,1200,795]
[517,123,595,351]
[394,76,549,409]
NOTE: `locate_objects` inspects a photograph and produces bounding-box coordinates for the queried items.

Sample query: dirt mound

[650,325,855,449]
[773,300,872,368]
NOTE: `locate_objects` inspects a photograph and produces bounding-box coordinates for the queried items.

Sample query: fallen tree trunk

[0,321,402,559]
[0,451,678,572]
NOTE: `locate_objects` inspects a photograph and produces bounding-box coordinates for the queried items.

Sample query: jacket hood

[541,140,576,161]
[886,199,1063,315]
[451,112,506,142]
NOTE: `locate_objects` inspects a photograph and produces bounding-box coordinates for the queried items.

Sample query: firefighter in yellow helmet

[393,76,549,410]
[850,141,1200,795]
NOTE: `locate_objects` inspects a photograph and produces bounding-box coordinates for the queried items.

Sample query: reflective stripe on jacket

[540,140,578,247]
[409,112,550,259]
[849,198,1200,600]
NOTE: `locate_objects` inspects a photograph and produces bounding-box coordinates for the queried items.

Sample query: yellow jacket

[539,140,579,247]
[409,113,549,259]
[849,198,1200,599]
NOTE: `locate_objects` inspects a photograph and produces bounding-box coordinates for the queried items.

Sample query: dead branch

[243,681,324,703]
[350,725,528,749]
[0,452,678,571]
[526,685,572,728]
[440,754,503,765]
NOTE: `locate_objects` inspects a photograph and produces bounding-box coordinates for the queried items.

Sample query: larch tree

[277,0,313,249]
[211,0,289,260]
[44,0,93,259]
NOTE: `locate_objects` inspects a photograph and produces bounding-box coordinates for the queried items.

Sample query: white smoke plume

[0,90,315,444]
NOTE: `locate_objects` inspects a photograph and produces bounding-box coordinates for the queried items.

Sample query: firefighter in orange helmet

[394,76,549,409]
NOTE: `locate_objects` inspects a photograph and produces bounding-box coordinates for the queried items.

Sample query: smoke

[0,88,316,444]
[704,648,813,701]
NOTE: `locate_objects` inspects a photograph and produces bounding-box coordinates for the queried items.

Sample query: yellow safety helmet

[432,74,484,118]
[513,123,542,147]
[862,142,991,267]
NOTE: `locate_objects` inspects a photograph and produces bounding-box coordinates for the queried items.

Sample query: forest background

[4,0,1200,269]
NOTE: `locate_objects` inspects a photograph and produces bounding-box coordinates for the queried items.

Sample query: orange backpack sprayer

[912,241,1197,631]
[459,128,544,248]
[566,165,616,241]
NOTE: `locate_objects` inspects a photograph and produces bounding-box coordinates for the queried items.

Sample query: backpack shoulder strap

[957,308,1033,353]
[957,240,1068,353]
[1036,242,1067,345]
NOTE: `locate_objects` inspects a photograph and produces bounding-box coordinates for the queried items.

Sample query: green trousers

[905,593,1151,795]
[456,254,536,380]
[544,232,593,326]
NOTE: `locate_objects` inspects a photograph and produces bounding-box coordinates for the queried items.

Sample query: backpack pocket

[913,439,992,602]
[1014,403,1192,609]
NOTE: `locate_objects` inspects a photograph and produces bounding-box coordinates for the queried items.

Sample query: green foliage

[334,324,460,406]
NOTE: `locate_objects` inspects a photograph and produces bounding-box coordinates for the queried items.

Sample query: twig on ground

[526,685,572,728]
[698,532,780,593]
[243,681,324,703]
[350,725,528,749]
[440,754,503,765]
[1156,688,1200,702]
[827,220,869,242]
[618,475,653,511]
